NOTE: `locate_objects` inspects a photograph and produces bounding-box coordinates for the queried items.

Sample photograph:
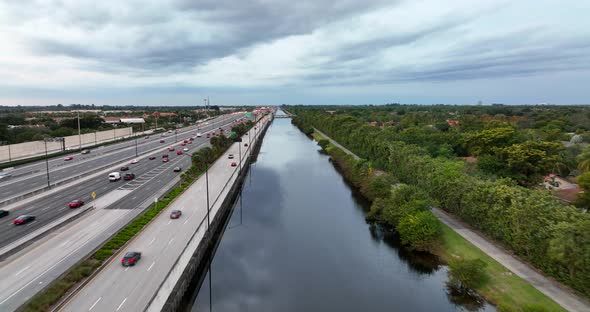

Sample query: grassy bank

[310,130,565,312]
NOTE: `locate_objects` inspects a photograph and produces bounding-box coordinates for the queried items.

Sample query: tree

[462,127,517,156]
[448,258,488,289]
[317,139,329,150]
[495,140,564,184]
[548,218,590,280]
[396,210,441,251]
[575,172,590,209]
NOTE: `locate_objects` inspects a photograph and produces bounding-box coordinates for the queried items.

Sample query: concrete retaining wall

[0,127,132,163]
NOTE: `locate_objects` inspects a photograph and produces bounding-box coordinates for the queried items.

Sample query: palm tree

[577,148,590,172]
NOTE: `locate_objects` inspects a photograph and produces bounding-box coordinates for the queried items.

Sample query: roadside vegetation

[18,119,258,312]
[299,109,581,311]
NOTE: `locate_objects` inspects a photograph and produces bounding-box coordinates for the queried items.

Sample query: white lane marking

[183,218,189,225]
[15,266,30,276]
[131,196,137,200]
[125,267,129,272]
[167,220,171,225]
[147,261,155,272]
[89,297,101,311]
[149,237,156,245]
[116,297,127,311]
[168,238,174,245]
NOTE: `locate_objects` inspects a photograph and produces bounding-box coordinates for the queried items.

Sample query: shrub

[448,258,488,289]
[317,139,330,150]
[396,210,441,251]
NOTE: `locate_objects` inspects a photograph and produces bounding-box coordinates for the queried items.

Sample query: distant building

[102,117,121,124]
[446,120,460,127]
[120,118,145,124]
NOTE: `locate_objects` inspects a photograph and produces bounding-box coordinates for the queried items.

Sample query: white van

[109,172,121,181]
[196,132,202,137]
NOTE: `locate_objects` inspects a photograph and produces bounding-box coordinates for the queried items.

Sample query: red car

[168,147,175,151]
[123,173,135,180]
[183,140,189,143]
[13,215,35,225]
[68,200,84,208]
[170,210,182,219]
[180,143,186,146]
[231,162,237,167]
[162,154,169,158]
[64,156,74,161]
[206,134,211,138]
[176,150,183,155]
[189,137,194,141]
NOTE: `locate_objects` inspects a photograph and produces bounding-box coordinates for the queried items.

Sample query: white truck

[109,172,121,181]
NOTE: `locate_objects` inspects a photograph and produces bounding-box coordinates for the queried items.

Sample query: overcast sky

[1,0,589,106]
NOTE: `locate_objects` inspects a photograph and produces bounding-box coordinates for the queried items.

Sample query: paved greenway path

[313,128,590,312]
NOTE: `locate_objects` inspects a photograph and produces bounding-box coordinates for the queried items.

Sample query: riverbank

[310,130,567,312]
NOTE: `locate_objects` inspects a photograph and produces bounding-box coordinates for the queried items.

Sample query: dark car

[121,251,141,266]
[160,139,165,143]
[149,156,156,160]
[123,173,135,181]
[244,143,248,147]
[228,154,234,159]
[68,200,84,208]
[120,166,129,171]
[170,210,182,219]
[13,215,35,225]
[173,167,181,172]
[0,210,9,218]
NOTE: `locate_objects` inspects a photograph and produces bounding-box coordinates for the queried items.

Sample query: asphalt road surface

[0,114,247,249]
[0,115,258,312]
[0,114,239,203]
[61,117,269,312]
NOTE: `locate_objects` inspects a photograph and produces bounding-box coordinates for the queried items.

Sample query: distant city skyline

[1,0,589,106]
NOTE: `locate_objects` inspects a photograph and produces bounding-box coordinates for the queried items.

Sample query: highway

[61,116,270,312]
[0,113,256,311]
[0,114,237,204]
[0,114,246,249]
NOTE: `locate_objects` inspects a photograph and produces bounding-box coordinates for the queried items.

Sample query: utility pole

[44,139,50,187]
[77,110,82,150]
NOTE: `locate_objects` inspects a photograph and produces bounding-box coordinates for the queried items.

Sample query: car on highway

[160,139,165,143]
[168,146,175,151]
[13,215,35,225]
[144,136,150,139]
[121,251,141,267]
[173,167,181,172]
[123,173,135,181]
[206,134,211,138]
[231,162,237,167]
[120,166,129,171]
[183,148,189,152]
[149,156,156,160]
[162,154,169,158]
[170,210,182,219]
[189,137,194,141]
[244,143,249,147]
[64,156,74,161]
[109,172,121,181]
[183,139,189,143]
[0,172,12,180]
[180,142,186,146]
[81,149,90,154]
[196,133,202,137]
[0,210,9,218]
[162,158,169,163]
[68,200,85,208]
[176,150,183,155]
[130,159,138,164]
[228,154,234,159]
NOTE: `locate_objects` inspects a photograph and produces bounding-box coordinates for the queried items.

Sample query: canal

[183,116,494,311]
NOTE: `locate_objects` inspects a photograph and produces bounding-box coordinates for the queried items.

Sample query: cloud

[0,0,589,104]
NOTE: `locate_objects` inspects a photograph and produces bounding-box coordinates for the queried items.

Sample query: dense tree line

[289,107,590,297]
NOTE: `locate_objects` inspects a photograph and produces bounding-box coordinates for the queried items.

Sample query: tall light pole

[43,139,50,187]
[77,111,82,150]
[134,137,138,157]
[205,161,210,228]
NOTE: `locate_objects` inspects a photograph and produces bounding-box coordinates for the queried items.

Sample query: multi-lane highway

[0,112,254,311]
[0,114,246,249]
[0,114,236,203]
[61,116,270,312]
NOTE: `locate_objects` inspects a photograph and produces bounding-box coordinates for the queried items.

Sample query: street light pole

[44,140,50,187]
[205,162,211,228]
[135,137,138,157]
[77,111,82,150]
